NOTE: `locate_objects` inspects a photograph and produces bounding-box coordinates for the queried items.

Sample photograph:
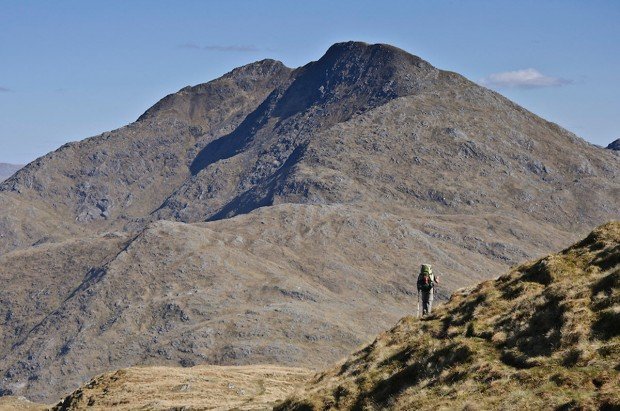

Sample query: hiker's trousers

[421,289,433,315]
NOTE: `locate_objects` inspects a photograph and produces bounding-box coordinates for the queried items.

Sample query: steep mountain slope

[608,138,620,151]
[0,163,22,182]
[1,204,573,402]
[278,222,620,410]
[1,41,619,403]
[0,59,290,255]
[0,233,131,359]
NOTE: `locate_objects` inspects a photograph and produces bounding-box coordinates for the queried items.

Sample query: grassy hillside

[50,365,311,411]
[278,222,620,410]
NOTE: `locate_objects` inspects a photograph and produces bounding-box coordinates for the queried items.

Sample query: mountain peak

[322,41,433,70]
[326,40,409,55]
[136,58,291,124]
[607,138,620,150]
[222,58,289,81]
[270,41,438,121]
[137,42,432,126]
[322,40,375,56]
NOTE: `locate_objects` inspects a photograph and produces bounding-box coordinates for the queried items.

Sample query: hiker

[417,264,439,316]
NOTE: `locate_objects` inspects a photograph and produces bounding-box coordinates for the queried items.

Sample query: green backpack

[418,264,434,291]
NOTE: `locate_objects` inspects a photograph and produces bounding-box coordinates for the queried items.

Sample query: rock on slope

[278,222,620,410]
[1,42,619,402]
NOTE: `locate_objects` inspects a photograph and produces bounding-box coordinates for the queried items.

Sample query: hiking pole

[417,291,420,318]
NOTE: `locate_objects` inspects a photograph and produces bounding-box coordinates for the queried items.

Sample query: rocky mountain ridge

[1,42,618,255]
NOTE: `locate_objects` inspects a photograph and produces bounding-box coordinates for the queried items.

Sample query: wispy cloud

[480,68,572,89]
[0,86,12,93]
[178,42,260,52]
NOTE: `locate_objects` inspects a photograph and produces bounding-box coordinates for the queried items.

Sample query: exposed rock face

[278,222,620,410]
[607,138,620,150]
[0,41,619,402]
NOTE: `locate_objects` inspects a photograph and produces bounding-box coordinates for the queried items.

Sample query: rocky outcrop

[607,138,620,150]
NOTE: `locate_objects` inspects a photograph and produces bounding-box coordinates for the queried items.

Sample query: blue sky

[1,0,618,164]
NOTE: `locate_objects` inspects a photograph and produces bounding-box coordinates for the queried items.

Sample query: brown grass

[49,364,312,411]
[0,396,47,411]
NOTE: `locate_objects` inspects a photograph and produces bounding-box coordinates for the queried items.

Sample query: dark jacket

[417,272,439,292]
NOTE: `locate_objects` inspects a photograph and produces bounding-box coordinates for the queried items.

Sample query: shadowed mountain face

[155,42,441,221]
[608,138,620,150]
[0,41,619,402]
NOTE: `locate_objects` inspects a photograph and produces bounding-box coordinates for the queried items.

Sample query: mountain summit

[0,42,619,402]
